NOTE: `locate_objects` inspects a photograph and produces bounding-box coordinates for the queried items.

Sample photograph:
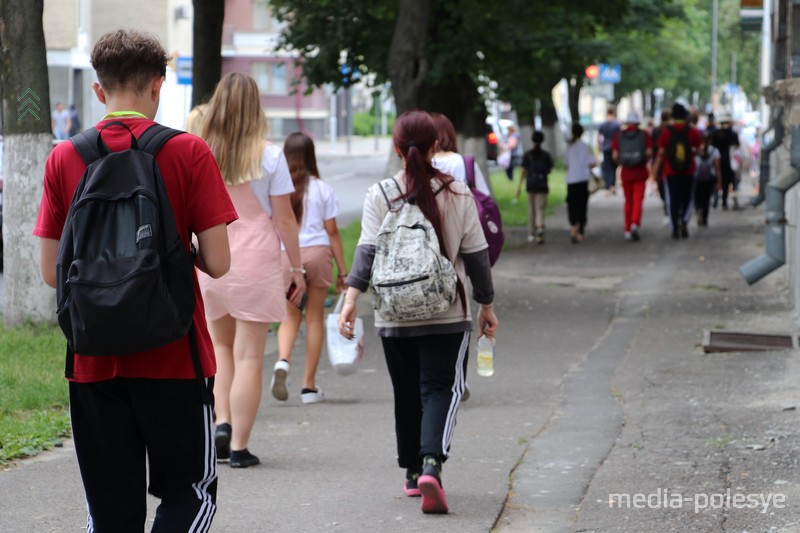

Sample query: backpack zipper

[377,275,430,288]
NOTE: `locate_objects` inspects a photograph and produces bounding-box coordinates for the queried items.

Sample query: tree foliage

[268,0,763,134]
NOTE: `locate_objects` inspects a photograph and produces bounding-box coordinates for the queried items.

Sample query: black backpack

[617,130,647,167]
[56,123,197,362]
[666,126,693,173]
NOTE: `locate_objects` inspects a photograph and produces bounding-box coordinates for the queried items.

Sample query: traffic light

[585,64,599,80]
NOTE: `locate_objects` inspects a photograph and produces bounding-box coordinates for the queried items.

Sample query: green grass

[0,324,71,463]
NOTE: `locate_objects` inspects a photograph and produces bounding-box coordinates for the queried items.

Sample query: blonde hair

[185,103,207,136]
[201,73,268,185]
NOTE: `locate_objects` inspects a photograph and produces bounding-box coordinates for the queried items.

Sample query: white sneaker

[271,360,290,401]
[526,234,535,243]
[301,388,325,404]
[624,232,632,241]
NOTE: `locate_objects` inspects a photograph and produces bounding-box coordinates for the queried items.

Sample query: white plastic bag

[326,294,364,375]
[497,150,511,169]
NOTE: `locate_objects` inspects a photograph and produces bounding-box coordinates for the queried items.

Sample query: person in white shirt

[564,123,597,243]
[274,132,347,404]
[429,112,491,196]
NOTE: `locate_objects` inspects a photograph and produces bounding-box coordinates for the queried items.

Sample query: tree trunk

[387,0,430,115]
[192,0,225,107]
[383,0,431,177]
[540,98,565,160]
[0,0,57,325]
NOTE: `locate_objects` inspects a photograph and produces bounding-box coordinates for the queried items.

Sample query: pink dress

[199,145,293,323]
[200,183,286,322]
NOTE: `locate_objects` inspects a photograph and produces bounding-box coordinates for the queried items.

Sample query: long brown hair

[202,73,268,185]
[283,131,320,223]
[393,110,467,315]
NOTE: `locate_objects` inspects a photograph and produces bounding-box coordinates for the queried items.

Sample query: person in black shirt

[711,116,740,210]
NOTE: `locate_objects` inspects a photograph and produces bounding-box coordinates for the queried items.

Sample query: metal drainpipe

[751,107,784,207]
[740,125,800,285]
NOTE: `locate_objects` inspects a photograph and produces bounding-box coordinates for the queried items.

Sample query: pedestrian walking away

[650,108,672,224]
[693,133,723,227]
[711,115,741,210]
[275,131,348,405]
[503,125,523,181]
[598,105,621,194]
[34,29,236,532]
[430,112,491,196]
[652,102,703,240]
[196,72,306,469]
[338,110,499,515]
[612,111,652,241]
[564,123,596,243]
[517,130,554,244]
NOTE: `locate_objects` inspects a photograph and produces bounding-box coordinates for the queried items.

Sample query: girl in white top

[563,123,597,242]
[430,113,491,195]
[274,132,347,404]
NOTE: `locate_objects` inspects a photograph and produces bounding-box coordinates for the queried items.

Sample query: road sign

[177,57,192,85]
[599,64,621,84]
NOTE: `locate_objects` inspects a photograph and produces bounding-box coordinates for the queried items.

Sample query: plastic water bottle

[476,335,495,377]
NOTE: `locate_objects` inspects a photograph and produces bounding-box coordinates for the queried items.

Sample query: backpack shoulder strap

[462,155,476,189]
[378,178,405,212]
[137,124,184,156]
[69,128,102,166]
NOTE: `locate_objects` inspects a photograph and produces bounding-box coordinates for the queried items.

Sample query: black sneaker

[680,224,689,239]
[230,449,260,468]
[404,470,421,497]
[215,423,231,462]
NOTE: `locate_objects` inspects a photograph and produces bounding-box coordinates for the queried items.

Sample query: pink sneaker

[418,474,448,514]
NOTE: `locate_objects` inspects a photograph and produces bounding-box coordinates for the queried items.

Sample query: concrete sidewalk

[2,185,800,532]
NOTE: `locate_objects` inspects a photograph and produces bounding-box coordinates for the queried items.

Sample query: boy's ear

[151,76,165,101]
[92,82,106,105]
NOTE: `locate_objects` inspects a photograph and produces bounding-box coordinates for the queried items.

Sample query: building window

[251,62,288,95]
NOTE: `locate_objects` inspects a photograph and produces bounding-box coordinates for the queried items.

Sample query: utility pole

[711,0,719,112]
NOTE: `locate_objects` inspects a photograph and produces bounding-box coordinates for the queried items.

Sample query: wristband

[289,266,306,274]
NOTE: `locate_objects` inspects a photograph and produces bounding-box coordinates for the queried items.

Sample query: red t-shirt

[657,122,704,177]
[34,118,238,383]
[611,125,652,182]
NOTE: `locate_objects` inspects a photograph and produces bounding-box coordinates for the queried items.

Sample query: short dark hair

[91,29,169,94]
[532,130,544,144]
[671,103,689,120]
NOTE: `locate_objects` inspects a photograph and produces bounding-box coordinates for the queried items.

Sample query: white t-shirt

[432,152,491,196]
[298,178,339,248]
[564,140,596,184]
[249,144,294,216]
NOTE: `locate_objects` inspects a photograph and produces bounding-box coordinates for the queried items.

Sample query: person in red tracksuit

[612,111,652,241]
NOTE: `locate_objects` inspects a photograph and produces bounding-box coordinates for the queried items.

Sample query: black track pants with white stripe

[381,332,469,469]
[69,377,217,533]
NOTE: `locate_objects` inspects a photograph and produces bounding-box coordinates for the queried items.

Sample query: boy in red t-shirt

[612,111,652,241]
[34,29,237,531]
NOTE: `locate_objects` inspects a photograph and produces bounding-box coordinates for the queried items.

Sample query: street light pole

[711,0,719,113]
